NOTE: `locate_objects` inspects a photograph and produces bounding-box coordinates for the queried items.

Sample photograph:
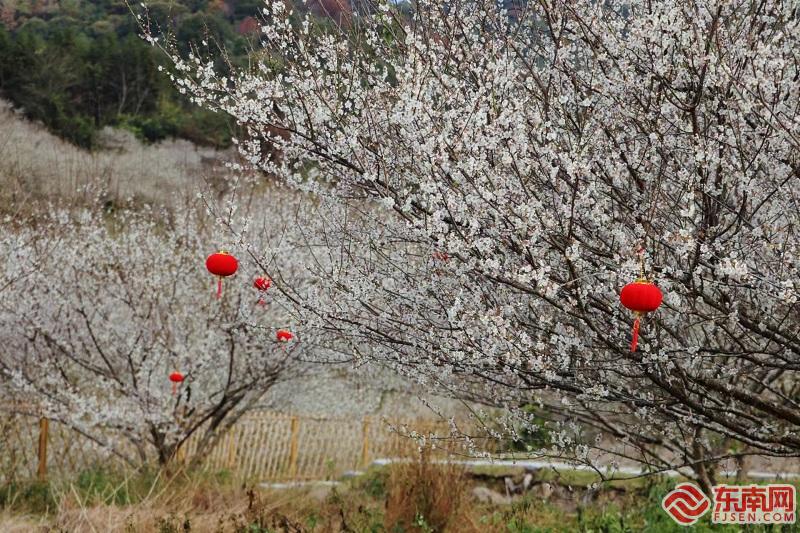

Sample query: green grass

[0,480,57,514]
[0,465,241,515]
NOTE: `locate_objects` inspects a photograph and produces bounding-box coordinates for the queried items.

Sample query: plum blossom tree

[0,199,315,466]
[147,0,800,490]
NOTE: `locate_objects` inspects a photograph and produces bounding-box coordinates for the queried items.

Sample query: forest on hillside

[0,0,354,149]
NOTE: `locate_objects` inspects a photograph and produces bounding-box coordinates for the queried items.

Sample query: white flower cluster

[139,0,800,478]
[0,198,337,465]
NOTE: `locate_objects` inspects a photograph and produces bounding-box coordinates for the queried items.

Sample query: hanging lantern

[276,329,293,342]
[206,251,239,298]
[169,371,185,396]
[253,276,271,291]
[254,276,271,306]
[620,280,663,352]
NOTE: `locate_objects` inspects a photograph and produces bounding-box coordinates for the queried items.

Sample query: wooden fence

[1,410,469,483]
[179,411,460,481]
[1,413,129,484]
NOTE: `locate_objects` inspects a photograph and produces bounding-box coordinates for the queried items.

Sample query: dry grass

[0,459,698,532]
[0,471,354,532]
[384,451,471,532]
[0,468,255,532]
[0,510,47,532]
[0,456,477,532]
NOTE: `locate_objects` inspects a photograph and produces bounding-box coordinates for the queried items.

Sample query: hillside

[0,0,266,148]
[0,98,231,212]
[0,0,368,149]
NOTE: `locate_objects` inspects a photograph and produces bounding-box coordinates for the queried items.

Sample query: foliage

[0,480,56,515]
[356,467,388,499]
[0,1,241,148]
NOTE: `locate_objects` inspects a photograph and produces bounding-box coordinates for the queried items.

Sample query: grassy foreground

[1,460,798,532]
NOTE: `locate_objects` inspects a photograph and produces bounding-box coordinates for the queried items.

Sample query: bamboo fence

[0,410,472,484]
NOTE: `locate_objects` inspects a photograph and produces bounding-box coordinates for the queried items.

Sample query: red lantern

[254,276,271,291]
[169,371,185,395]
[254,276,271,305]
[276,329,293,342]
[206,251,239,298]
[620,280,663,352]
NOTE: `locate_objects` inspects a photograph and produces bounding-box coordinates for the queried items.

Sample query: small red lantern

[276,329,293,342]
[206,251,239,298]
[620,279,663,352]
[254,276,271,305]
[254,276,271,291]
[169,371,185,395]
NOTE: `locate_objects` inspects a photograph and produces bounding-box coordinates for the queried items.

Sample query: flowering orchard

[144,0,800,491]
[0,201,319,465]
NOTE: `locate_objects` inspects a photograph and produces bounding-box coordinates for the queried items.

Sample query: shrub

[384,451,467,532]
[0,480,57,514]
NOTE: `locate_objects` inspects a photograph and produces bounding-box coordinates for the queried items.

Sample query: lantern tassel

[216,277,223,299]
[631,316,641,352]
[172,382,177,396]
[258,297,265,306]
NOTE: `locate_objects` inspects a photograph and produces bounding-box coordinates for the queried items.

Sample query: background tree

[0,0,241,147]
[0,197,316,466]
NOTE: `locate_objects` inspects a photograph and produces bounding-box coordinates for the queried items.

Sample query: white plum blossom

[0,199,323,465]
[137,0,800,490]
